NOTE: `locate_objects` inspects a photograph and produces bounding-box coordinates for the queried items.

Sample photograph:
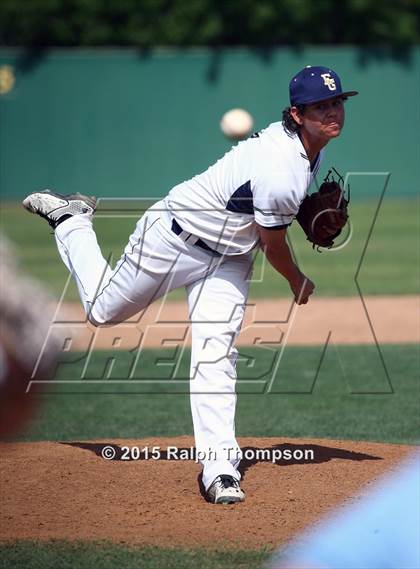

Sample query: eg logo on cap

[289,66,358,106]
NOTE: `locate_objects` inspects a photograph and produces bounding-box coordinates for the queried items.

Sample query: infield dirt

[0,437,413,549]
[58,295,419,350]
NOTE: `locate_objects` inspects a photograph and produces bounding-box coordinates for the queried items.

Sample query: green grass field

[19,345,419,444]
[2,344,418,568]
[1,198,418,300]
[0,541,270,569]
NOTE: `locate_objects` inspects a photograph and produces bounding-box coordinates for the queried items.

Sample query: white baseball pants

[54,200,252,490]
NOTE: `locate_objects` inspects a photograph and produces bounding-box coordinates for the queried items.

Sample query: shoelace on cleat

[219,476,239,490]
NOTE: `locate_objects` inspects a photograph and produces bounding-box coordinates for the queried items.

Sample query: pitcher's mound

[0,437,412,549]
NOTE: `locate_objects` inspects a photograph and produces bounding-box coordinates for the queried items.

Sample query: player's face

[299,97,346,141]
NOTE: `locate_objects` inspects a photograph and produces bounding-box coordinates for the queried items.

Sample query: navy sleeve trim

[258,222,291,230]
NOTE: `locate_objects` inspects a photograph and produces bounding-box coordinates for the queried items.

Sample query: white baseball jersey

[165,121,324,255]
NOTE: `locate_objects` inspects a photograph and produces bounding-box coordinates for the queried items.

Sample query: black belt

[171,219,221,257]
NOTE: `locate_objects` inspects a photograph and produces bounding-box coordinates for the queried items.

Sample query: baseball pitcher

[23,66,357,504]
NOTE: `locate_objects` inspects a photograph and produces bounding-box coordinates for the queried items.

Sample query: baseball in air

[220,108,254,140]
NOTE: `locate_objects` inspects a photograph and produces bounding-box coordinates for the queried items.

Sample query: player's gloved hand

[290,272,315,305]
[295,167,349,250]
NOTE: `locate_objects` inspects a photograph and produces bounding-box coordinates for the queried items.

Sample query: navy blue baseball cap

[289,66,358,106]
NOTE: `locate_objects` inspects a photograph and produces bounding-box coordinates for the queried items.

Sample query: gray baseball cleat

[207,474,245,504]
[22,190,97,229]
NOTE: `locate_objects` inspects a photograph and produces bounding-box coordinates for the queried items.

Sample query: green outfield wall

[0,47,419,200]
